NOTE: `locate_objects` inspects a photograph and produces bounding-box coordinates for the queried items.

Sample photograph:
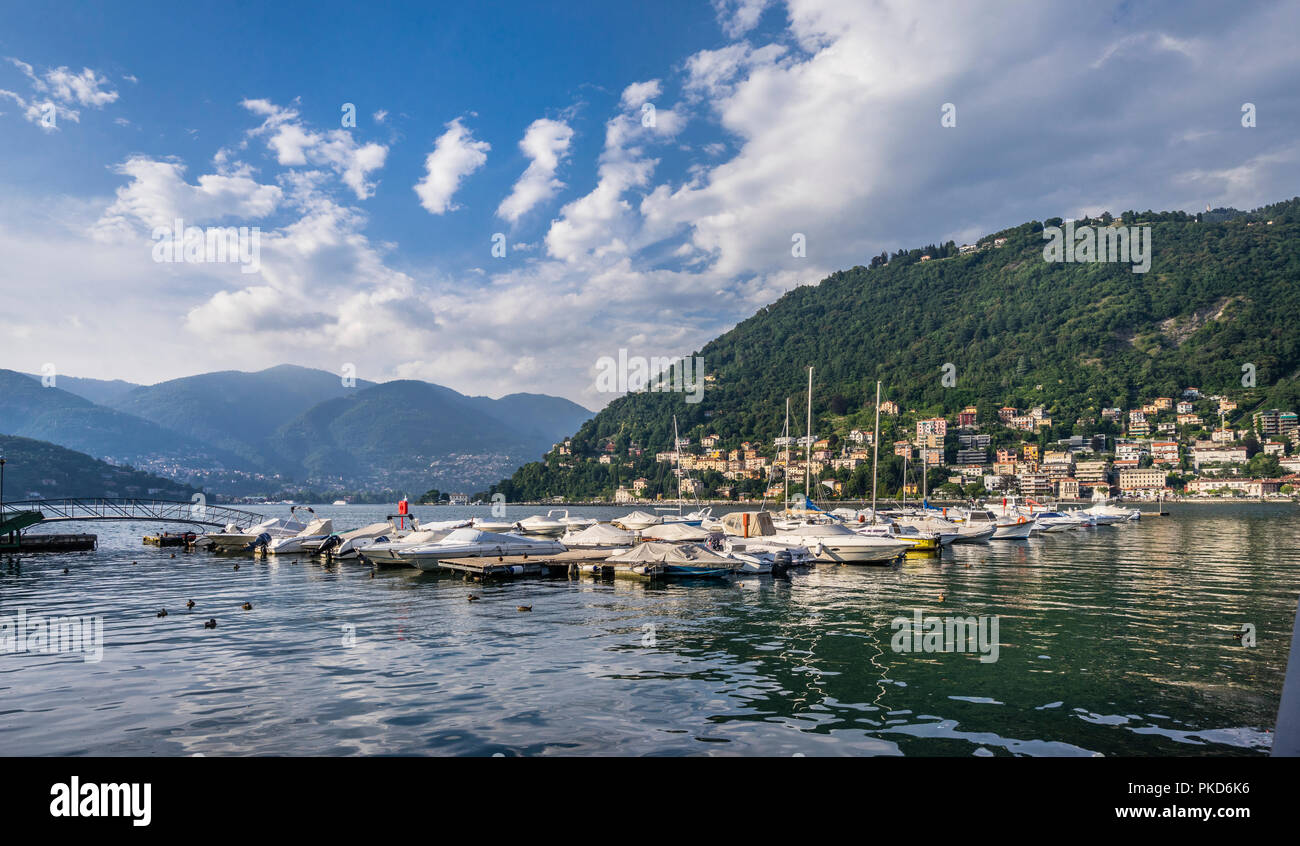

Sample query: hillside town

[549,389,1300,504]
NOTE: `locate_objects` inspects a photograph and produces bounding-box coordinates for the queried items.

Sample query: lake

[2,502,1296,756]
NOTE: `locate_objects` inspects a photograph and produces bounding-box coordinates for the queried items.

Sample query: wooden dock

[2,533,97,553]
[435,549,623,580]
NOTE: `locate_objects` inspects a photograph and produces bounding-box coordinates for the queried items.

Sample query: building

[998,406,1018,423]
[1074,460,1109,490]
[958,406,978,428]
[917,417,948,441]
[1023,444,1040,461]
[894,441,914,459]
[880,400,900,415]
[1191,444,1248,469]
[956,449,988,465]
[1154,397,1173,411]
[1254,409,1299,437]
[1177,413,1203,427]
[1151,441,1180,465]
[613,487,636,504]
[1118,468,1166,492]
[958,433,991,449]
[1056,477,1079,499]
[1185,478,1281,497]
[1176,401,1194,414]
[701,434,721,448]
[1017,472,1052,497]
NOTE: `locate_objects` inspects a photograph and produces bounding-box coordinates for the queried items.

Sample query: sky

[1,0,1297,411]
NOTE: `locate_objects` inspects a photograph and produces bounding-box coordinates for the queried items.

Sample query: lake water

[2,503,1297,756]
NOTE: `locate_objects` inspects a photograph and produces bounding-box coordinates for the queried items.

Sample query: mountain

[268,380,583,492]
[490,197,1300,501]
[0,433,197,501]
[2,363,591,495]
[107,364,374,468]
[23,373,142,406]
[0,369,243,472]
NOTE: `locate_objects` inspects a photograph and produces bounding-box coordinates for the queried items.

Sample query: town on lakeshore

[545,389,1299,506]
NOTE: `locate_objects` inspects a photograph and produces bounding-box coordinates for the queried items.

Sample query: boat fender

[1017,516,1026,524]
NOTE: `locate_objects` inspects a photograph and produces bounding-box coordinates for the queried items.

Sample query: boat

[197,509,309,552]
[516,510,569,536]
[393,529,567,572]
[317,518,423,558]
[263,516,335,554]
[640,521,712,542]
[959,507,1034,540]
[853,519,943,551]
[470,517,520,532]
[558,522,635,549]
[605,542,736,578]
[613,510,663,531]
[660,506,713,526]
[356,523,471,566]
[331,499,348,506]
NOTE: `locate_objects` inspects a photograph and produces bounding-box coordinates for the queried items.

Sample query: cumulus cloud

[414,118,490,215]
[497,118,574,223]
[93,157,283,239]
[712,0,772,38]
[241,98,388,199]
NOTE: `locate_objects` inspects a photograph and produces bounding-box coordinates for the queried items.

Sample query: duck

[186,599,195,609]
[233,563,240,571]
[467,594,480,602]
[157,609,168,618]
[241,602,252,611]
[517,605,532,612]
[204,618,217,629]
[62,567,69,574]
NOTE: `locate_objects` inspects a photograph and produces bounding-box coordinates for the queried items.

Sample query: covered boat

[640,521,712,542]
[559,522,635,549]
[605,542,735,578]
[394,528,566,571]
[613,510,663,531]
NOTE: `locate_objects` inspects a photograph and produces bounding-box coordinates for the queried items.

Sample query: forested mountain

[491,197,1300,501]
[0,433,197,501]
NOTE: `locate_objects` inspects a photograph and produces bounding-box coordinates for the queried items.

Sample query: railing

[0,498,265,529]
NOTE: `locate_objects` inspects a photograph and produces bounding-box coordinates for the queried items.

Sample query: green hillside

[491,198,1300,501]
[0,434,198,501]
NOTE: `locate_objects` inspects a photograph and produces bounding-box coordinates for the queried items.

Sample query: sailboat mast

[784,397,790,511]
[871,380,881,524]
[673,414,682,511]
[805,367,813,501]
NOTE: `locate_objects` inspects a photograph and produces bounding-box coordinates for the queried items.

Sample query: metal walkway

[0,498,265,529]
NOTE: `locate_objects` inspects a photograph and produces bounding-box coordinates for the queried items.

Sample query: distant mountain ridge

[1,365,591,495]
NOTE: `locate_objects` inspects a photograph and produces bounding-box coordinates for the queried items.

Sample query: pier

[434,549,617,580]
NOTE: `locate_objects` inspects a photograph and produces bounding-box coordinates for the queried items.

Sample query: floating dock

[435,549,617,580]
[143,532,197,547]
[2,533,97,553]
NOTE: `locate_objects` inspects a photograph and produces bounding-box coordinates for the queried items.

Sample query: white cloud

[93,156,283,239]
[414,118,490,215]
[497,118,574,223]
[619,79,661,110]
[241,98,388,199]
[712,0,772,38]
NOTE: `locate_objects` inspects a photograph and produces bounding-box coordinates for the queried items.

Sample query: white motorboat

[317,518,432,559]
[198,509,310,552]
[1020,509,1080,533]
[470,517,520,532]
[613,510,663,531]
[660,506,713,526]
[558,522,635,549]
[640,522,712,542]
[263,517,335,554]
[517,510,570,536]
[891,513,963,546]
[771,520,910,563]
[356,524,469,566]
[960,507,1034,540]
[395,529,566,571]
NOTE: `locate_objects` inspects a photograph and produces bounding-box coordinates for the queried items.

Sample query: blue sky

[1,0,1297,409]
